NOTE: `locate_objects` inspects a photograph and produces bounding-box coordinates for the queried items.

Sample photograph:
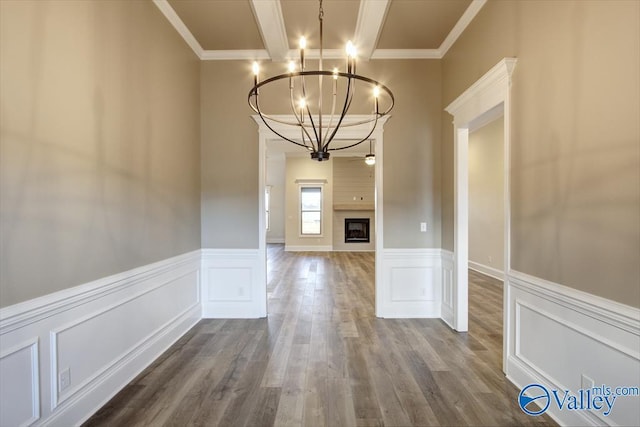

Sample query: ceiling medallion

[248,0,394,161]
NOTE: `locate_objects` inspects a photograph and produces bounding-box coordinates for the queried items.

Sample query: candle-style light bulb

[252,61,259,86]
[346,41,356,74]
[288,61,296,73]
[373,86,380,114]
[346,41,354,57]
[299,98,306,123]
[299,37,306,71]
[332,67,339,80]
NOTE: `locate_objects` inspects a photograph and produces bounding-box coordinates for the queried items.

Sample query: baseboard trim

[468,260,504,281]
[284,245,333,252]
[266,237,285,244]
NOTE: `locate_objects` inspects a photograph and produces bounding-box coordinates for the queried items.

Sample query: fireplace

[345,218,370,243]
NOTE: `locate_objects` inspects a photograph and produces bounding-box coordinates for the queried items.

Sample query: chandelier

[248,0,394,161]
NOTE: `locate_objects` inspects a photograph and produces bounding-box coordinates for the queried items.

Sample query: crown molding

[200,50,271,61]
[155,0,488,62]
[152,0,204,59]
[371,49,442,60]
[438,0,487,57]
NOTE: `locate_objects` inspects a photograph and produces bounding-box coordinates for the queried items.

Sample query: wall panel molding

[378,249,444,318]
[505,270,640,426]
[0,252,201,426]
[201,249,266,318]
[0,338,40,427]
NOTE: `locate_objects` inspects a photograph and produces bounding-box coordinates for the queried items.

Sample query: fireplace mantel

[333,204,375,211]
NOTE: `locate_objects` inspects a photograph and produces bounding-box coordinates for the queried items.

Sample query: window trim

[298,183,324,237]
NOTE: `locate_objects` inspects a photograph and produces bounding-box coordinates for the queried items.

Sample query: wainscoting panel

[201,249,266,318]
[0,251,201,427]
[0,339,39,427]
[378,249,443,318]
[505,270,640,426]
[440,250,455,327]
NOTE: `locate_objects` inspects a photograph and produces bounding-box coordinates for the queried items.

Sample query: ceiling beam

[249,0,289,61]
[438,0,487,56]
[353,0,391,60]
[153,0,203,59]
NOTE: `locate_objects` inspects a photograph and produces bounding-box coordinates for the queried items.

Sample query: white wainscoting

[440,250,455,327]
[0,251,201,427]
[505,270,640,427]
[377,249,445,318]
[201,249,266,318]
[468,260,504,281]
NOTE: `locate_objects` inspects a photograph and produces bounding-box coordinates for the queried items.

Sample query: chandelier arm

[321,75,354,150]
[300,74,321,151]
[290,86,315,147]
[328,112,379,152]
[321,89,338,147]
[248,71,394,152]
[252,95,313,149]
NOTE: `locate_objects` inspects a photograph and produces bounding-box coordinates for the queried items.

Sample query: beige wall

[200,59,442,250]
[0,0,201,307]
[469,117,504,271]
[201,61,259,248]
[441,0,640,306]
[266,153,286,243]
[284,156,333,248]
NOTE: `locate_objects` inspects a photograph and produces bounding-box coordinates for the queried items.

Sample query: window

[300,186,322,235]
[265,186,271,231]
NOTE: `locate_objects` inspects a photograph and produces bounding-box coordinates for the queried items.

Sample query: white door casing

[254,115,389,317]
[445,58,516,371]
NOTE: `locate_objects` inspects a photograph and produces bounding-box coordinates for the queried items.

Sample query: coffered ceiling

[155,0,486,61]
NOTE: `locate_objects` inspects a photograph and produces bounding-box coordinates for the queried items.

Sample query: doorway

[445,58,516,372]
[255,115,390,317]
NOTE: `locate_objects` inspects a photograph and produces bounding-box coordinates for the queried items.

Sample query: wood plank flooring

[84,246,555,426]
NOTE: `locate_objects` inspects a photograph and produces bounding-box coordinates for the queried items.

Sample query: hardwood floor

[85,246,555,426]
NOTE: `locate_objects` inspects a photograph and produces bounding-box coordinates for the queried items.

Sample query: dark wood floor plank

[84,245,556,427]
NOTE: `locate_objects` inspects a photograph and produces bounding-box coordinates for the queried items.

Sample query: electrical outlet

[420,222,427,232]
[59,368,71,392]
[581,374,595,390]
